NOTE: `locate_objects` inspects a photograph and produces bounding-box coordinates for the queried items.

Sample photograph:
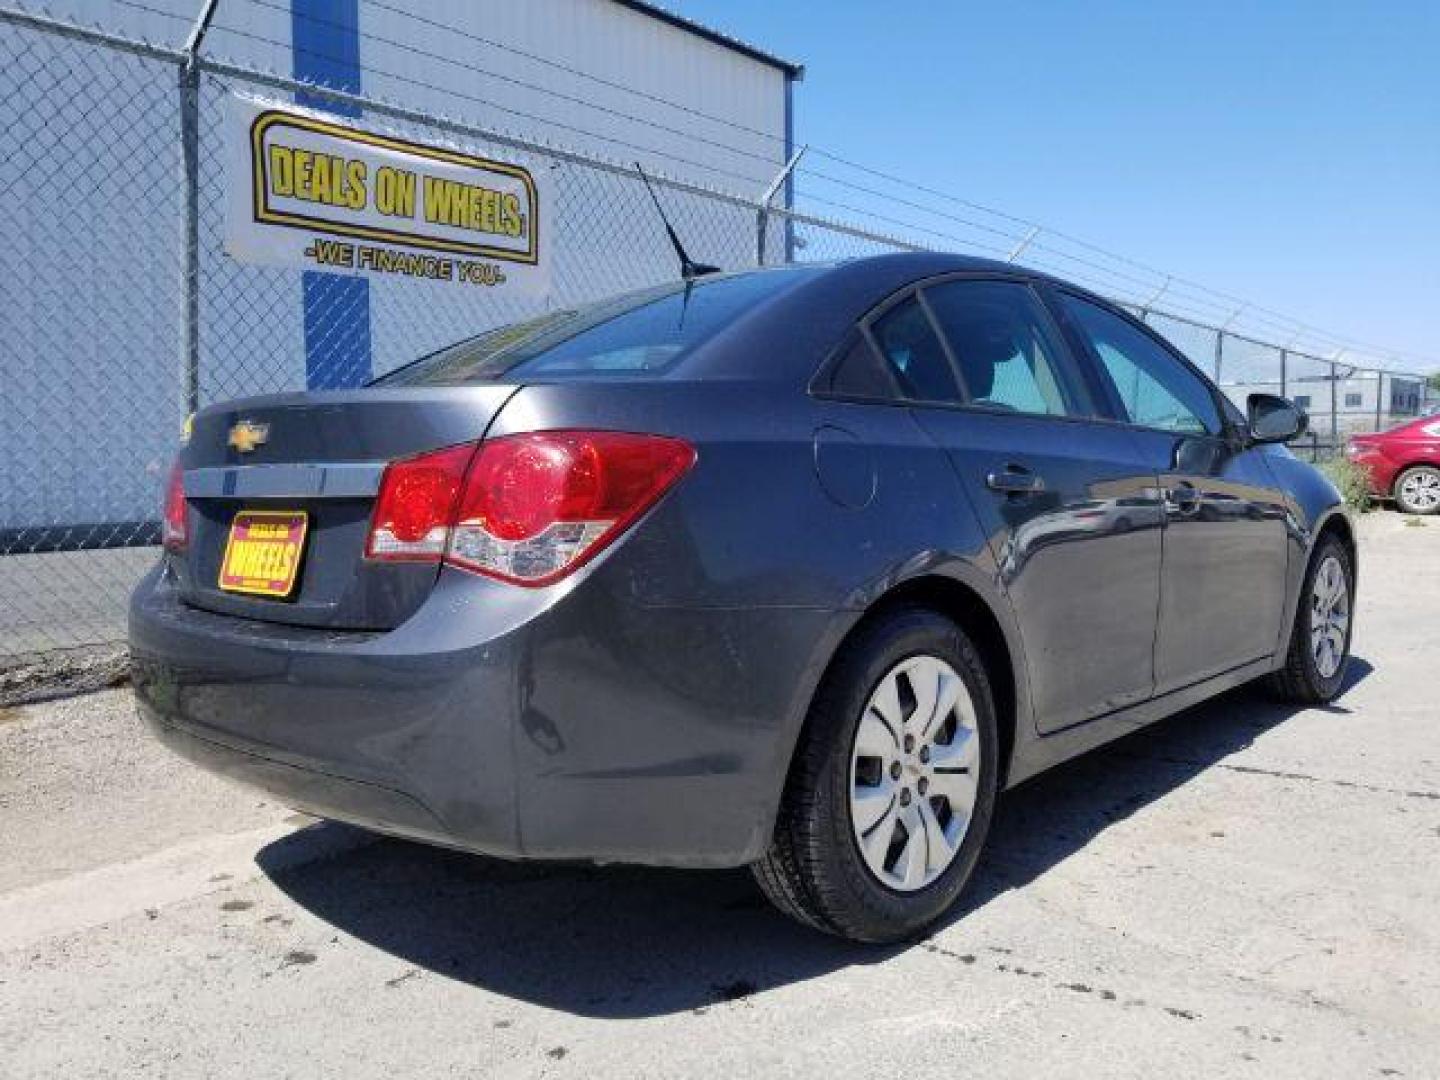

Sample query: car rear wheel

[751,608,999,943]
[1267,534,1354,704]
[1393,465,1440,515]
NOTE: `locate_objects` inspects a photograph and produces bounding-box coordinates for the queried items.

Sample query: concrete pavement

[2,512,1437,1078]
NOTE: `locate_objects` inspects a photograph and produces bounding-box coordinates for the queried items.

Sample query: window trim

[867,287,967,403]
[811,270,1104,422]
[816,327,906,401]
[916,277,1100,419]
[913,286,974,401]
[808,276,953,406]
[1039,283,1232,440]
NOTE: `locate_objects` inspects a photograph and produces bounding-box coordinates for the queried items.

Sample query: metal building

[2,0,802,540]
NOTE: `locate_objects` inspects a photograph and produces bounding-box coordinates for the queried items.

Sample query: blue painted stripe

[292,0,372,389]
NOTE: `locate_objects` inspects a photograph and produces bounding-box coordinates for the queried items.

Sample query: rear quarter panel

[486,381,1017,861]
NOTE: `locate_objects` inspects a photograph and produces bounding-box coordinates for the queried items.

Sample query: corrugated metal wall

[2,0,793,533]
[356,0,789,190]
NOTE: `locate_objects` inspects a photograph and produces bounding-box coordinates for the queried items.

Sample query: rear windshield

[372,268,818,386]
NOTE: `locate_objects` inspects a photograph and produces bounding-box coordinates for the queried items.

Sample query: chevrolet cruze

[130,254,1355,943]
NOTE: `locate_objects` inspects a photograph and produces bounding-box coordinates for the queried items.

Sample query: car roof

[810,251,1063,288]
[685,252,1047,286]
[682,253,1095,384]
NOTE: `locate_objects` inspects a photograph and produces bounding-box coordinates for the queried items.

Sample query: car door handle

[1167,481,1202,514]
[986,465,1045,494]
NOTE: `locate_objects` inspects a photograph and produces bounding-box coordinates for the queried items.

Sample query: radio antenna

[634,162,720,280]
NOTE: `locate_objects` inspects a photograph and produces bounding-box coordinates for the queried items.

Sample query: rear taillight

[162,458,187,551]
[365,443,473,561]
[450,431,695,585]
[365,431,695,586]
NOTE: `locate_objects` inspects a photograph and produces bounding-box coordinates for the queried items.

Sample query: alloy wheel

[1398,469,1440,513]
[1309,554,1350,680]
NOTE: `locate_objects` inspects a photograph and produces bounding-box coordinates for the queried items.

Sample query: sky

[670,0,1440,369]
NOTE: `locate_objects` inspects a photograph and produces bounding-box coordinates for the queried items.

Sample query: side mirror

[1247,393,1307,444]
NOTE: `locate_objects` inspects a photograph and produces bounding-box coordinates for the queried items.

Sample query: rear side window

[923,280,1089,417]
[373,269,817,385]
[824,333,895,398]
[869,297,961,403]
[1056,293,1221,434]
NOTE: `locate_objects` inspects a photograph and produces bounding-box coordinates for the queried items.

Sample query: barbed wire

[323,0,1371,347]
[81,0,1440,370]
[107,0,782,192]
[227,0,791,172]
[353,0,794,148]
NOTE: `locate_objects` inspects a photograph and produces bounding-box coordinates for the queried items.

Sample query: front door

[1048,290,1289,691]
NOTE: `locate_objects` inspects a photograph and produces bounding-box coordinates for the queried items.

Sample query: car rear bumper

[142,705,452,843]
[129,562,841,868]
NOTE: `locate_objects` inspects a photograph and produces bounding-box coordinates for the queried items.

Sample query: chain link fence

[1,5,1434,667]
[1139,308,1433,460]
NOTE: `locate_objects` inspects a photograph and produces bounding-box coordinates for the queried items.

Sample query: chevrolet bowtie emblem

[227,420,270,454]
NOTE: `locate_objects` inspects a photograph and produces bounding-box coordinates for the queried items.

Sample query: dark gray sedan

[130,254,1355,943]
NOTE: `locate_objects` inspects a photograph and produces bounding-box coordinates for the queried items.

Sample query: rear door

[871,277,1165,734]
[1046,289,1290,691]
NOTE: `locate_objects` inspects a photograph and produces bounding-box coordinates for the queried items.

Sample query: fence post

[1139,275,1171,317]
[1213,329,1224,383]
[1005,225,1040,263]
[754,145,805,267]
[1329,361,1339,455]
[178,0,219,415]
[1279,348,1287,398]
[1375,371,1384,431]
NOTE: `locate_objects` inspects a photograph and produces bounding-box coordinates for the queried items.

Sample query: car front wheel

[1393,465,1440,515]
[1268,534,1354,704]
[752,607,999,943]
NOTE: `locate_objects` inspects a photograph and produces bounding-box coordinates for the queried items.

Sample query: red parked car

[1346,415,1440,514]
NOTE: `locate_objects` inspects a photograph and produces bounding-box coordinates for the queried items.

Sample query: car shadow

[256,657,1372,1018]
[938,655,1373,926]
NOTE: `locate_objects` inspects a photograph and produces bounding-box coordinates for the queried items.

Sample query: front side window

[869,296,961,403]
[1056,293,1221,434]
[923,280,1088,417]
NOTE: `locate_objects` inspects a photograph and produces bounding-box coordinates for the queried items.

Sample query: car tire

[751,607,1000,943]
[1267,534,1354,704]
[1392,465,1440,515]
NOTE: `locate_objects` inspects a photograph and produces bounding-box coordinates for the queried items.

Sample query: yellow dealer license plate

[219,510,308,598]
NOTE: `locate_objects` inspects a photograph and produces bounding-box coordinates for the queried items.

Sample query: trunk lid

[174,386,518,630]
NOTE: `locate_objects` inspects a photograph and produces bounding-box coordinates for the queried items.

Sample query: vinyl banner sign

[225,95,548,294]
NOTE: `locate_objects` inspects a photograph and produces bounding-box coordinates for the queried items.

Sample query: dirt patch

[1,646,129,708]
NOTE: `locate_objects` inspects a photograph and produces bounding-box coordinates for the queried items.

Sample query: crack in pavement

[918,941,1199,1022]
[1120,753,1440,802]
